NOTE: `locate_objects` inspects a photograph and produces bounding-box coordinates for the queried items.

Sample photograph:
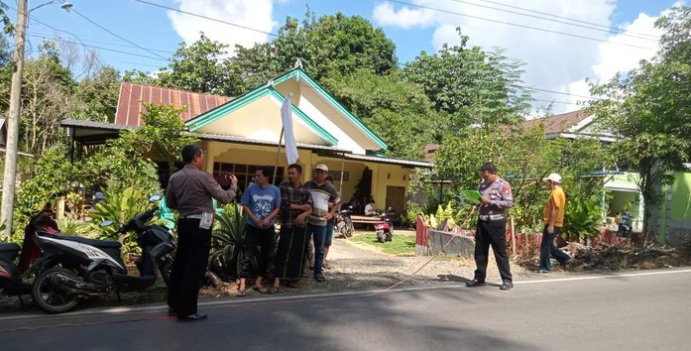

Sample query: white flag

[280,96,299,165]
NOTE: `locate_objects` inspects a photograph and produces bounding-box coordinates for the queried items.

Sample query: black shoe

[560,258,572,268]
[315,274,326,283]
[500,280,514,291]
[168,307,176,317]
[466,279,485,288]
[177,313,208,322]
[538,269,550,274]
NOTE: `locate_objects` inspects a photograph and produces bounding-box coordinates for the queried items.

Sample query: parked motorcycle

[375,208,395,243]
[1,207,61,303]
[617,211,633,237]
[30,195,175,314]
[0,243,30,299]
[335,205,354,239]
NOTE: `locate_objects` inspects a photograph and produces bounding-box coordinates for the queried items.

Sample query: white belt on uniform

[180,214,203,219]
[478,214,505,221]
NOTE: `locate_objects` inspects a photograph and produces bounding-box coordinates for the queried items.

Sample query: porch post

[339,153,345,196]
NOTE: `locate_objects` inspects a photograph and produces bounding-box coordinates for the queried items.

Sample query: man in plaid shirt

[271,163,312,292]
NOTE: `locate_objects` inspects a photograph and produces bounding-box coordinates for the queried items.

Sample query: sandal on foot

[236,289,247,297]
[268,287,279,294]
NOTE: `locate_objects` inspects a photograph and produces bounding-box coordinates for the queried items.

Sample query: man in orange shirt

[539,173,572,273]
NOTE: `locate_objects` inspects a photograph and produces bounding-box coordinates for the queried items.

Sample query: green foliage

[562,199,602,242]
[587,5,691,234]
[72,66,121,123]
[435,120,614,231]
[20,41,78,153]
[403,30,531,131]
[158,33,242,96]
[108,103,198,162]
[209,204,248,279]
[321,69,440,159]
[232,11,398,93]
[13,147,85,236]
[78,187,160,256]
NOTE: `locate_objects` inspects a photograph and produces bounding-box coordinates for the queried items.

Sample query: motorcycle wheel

[31,267,80,314]
[340,225,348,239]
[345,219,354,238]
[159,257,173,287]
[376,231,385,243]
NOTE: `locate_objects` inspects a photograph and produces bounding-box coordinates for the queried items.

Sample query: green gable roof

[272,68,388,150]
[185,85,338,146]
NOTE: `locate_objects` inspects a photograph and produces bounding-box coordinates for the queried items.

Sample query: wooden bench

[350,215,381,230]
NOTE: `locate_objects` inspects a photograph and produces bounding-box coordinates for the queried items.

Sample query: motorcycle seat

[0,243,21,254]
[54,235,122,249]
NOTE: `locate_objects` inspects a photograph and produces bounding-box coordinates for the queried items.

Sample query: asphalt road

[2,269,690,351]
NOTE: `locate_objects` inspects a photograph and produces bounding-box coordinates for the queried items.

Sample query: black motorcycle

[31,195,175,314]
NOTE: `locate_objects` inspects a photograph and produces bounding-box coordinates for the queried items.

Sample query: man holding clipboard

[465,162,515,291]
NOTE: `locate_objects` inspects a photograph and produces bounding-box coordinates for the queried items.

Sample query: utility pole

[0,0,28,238]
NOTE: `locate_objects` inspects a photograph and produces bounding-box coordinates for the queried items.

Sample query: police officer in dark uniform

[467,162,514,291]
[165,145,238,321]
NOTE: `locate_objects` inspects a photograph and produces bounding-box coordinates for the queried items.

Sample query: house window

[328,171,349,182]
[213,163,285,190]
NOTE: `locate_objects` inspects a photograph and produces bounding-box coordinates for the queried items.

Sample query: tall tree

[232,11,398,92]
[588,5,691,235]
[73,66,121,123]
[321,69,441,159]
[403,29,531,132]
[20,41,77,153]
[158,33,242,96]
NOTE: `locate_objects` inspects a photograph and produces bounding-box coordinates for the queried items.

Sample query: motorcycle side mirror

[100,220,114,227]
[149,195,163,202]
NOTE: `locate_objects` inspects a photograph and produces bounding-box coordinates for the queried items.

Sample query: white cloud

[168,0,277,54]
[373,1,436,29]
[373,0,670,113]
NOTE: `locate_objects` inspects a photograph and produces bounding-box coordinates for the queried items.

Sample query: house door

[386,186,406,217]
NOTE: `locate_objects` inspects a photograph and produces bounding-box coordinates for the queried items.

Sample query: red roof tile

[523,110,589,134]
[115,82,233,127]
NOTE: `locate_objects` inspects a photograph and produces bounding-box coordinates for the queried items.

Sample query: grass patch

[350,232,416,256]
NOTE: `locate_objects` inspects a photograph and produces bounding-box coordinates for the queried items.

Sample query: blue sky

[10,0,683,112]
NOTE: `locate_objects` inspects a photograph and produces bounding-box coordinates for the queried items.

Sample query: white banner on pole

[280,96,299,165]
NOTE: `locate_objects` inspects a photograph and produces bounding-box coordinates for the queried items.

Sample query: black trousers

[274,226,309,280]
[474,218,512,282]
[240,225,276,279]
[168,218,212,317]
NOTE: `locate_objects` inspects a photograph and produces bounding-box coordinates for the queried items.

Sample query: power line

[443,0,659,42]
[475,0,660,40]
[532,98,582,106]
[515,85,605,101]
[128,0,279,38]
[27,33,169,61]
[69,7,169,61]
[30,30,173,54]
[387,0,657,51]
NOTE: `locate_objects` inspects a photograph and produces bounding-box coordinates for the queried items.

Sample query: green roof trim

[185,85,338,146]
[273,68,388,150]
[268,88,338,145]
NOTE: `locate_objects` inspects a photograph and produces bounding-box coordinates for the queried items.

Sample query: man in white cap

[304,164,340,282]
[539,173,571,273]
